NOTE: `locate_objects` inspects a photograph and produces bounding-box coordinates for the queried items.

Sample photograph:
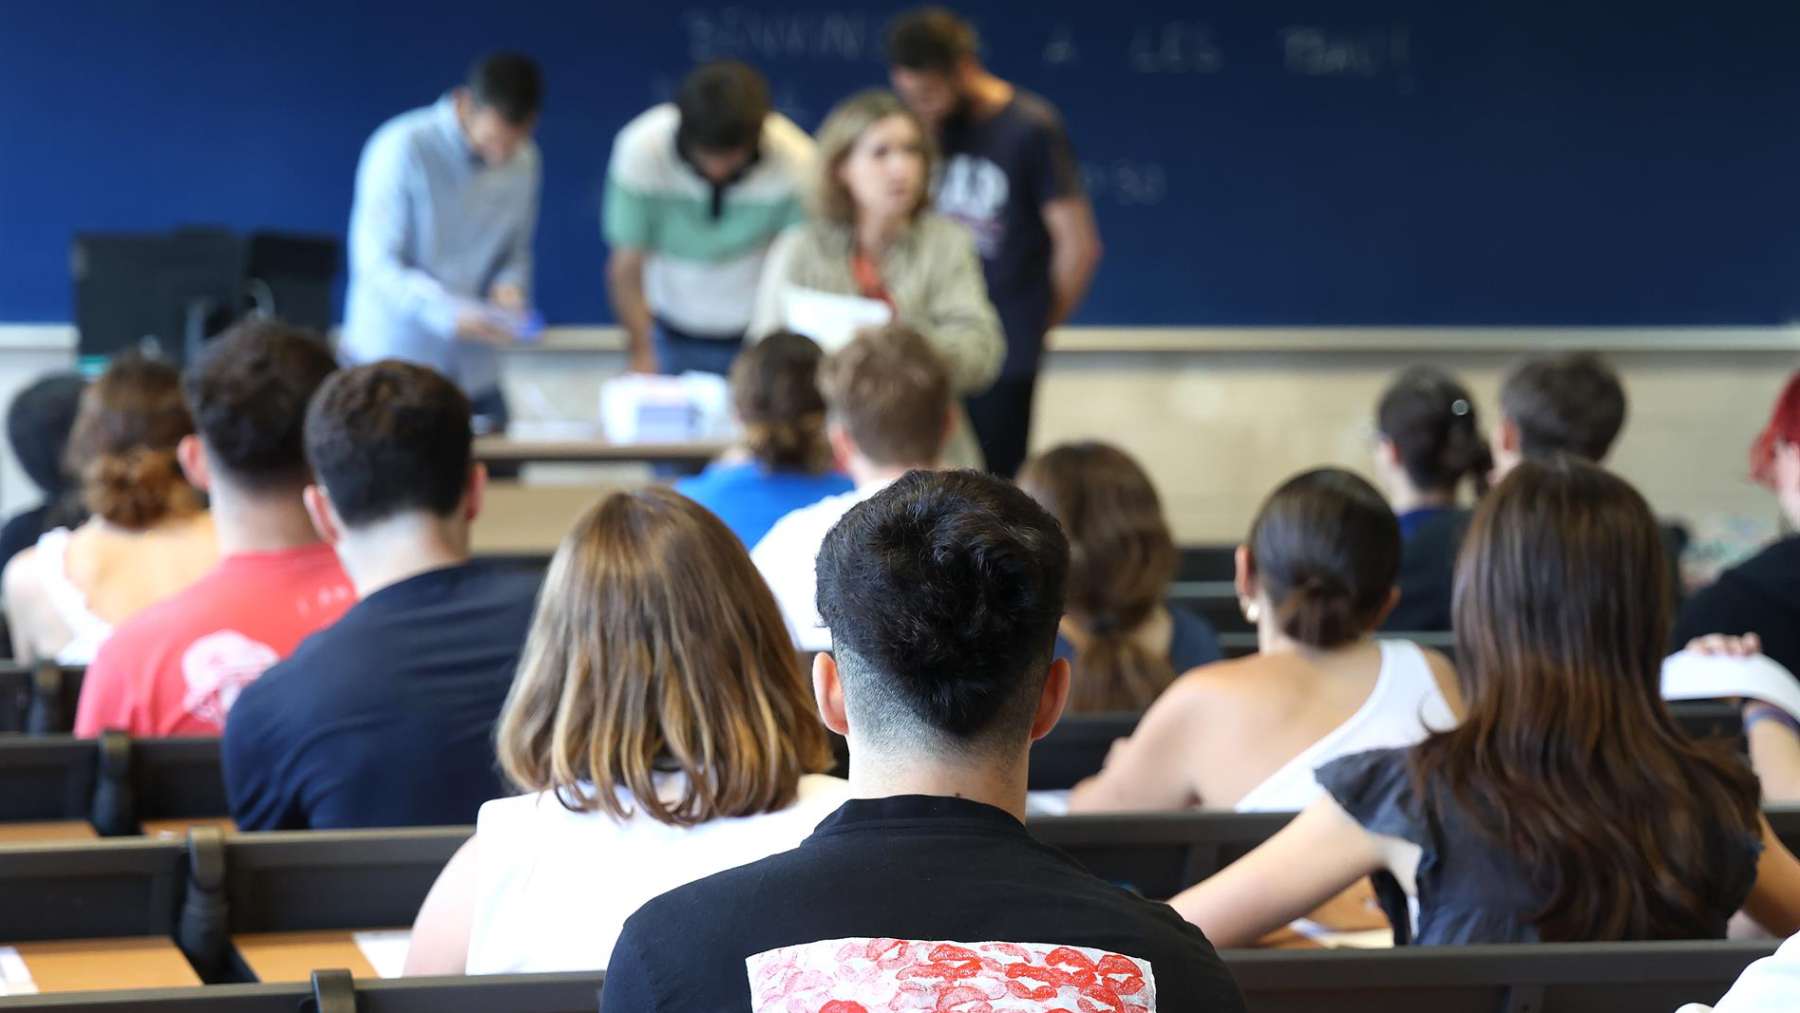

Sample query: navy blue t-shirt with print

[222,560,541,830]
[934,92,1084,379]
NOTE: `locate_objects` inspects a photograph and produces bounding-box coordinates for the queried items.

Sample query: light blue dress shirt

[342,94,539,395]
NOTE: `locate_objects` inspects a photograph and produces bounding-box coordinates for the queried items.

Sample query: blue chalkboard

[5,1,1800,326]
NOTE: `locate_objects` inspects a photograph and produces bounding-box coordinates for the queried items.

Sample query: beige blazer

[749,214,1004,470]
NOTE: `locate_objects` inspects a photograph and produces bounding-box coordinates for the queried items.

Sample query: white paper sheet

[1661,651,1800,721]
[781,285,893,351]
[352,930,412,980]
[0,948,37,996]
[1288,921,1395,949]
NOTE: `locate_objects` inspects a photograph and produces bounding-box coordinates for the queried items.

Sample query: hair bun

[1276,572,1363,649]
[83,448,194,530]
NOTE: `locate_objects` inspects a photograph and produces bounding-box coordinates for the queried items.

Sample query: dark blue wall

[7,2,1800,325]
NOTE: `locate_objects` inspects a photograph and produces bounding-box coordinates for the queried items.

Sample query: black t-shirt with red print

[600,794,1245,1012]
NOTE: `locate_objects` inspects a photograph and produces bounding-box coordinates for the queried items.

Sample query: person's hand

[455,307,517,347]
[488,283,527,313]
[1686,632,1763,658]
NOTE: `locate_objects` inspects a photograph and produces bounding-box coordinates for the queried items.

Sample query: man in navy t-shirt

[889,7,1103,477]
[602,472,1244,1012]
[223,361,541,830]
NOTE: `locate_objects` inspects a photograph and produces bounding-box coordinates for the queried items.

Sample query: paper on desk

[782,285,892,351]
[352,930,411,980]
[1662,651,1800,721]
[1026,789,1072,816]
[1288,922,1394,949]
[0,948,37,995]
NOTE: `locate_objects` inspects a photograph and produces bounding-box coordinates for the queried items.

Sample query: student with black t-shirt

[601,470,1244,1013]
[222,361,541,830]
[887,7,1103,478]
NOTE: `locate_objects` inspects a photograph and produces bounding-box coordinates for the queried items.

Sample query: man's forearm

[606,262,656,359]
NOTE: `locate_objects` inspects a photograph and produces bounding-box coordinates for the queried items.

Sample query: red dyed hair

[1751,373,1800,486]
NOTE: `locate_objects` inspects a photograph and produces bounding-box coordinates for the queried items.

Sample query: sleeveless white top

[467,772,850,974]
[1233,639,1456,813]
[32,528,113,665]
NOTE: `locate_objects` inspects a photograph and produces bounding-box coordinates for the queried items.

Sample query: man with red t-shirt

[75,321,354,738]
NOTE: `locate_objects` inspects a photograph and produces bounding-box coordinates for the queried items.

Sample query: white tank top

[32,528,113,665]
[466,773,850,974]
[1233,639,1456,813]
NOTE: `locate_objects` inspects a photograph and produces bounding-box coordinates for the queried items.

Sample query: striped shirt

[603,105,813,337]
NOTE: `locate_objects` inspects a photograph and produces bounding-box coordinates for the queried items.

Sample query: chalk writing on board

[685,8,873,63]
[1043,24,1079,66]
[1082,161,1168,207]
[1128,22,1224,74]
[1281,25,1413,91]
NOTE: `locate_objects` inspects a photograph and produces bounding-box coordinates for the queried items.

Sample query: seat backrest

[133,737,229,819]
[0,734,96,821]
[1028,711,1141,790]
[1030,809,1294,900]
[218,827,472,934]
[1229,939,1775,1013]
[0,836,186,942]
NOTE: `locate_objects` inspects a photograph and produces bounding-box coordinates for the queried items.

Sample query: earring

[1241,599,1261,624]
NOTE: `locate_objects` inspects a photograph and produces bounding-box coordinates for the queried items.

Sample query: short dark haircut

[816,470,1069,756]
[1500,352,1627,463]
[467,52,543,125]
[886,7,979,73]
[676,61,770,153]
[303,361,473,527]
[1248,468,1400,650]
[184,319,337,490]
[7,373,86,497]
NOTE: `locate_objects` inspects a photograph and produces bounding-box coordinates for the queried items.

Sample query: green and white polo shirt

[603,104,814,338]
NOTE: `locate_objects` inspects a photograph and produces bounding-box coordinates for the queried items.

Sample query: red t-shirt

[75,543,356,737]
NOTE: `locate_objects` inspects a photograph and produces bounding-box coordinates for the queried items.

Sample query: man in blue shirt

[342,53,543,432]
[222,361,542,830]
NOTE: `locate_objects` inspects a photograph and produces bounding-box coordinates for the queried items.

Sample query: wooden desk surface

[8,938,200,992]
[233,931,399,983]
[140,817,236,840]
[1254,881,1391,951]
[0,821,96,844]
[474,436,723,465]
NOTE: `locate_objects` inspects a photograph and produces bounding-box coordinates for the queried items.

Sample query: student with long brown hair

[1173,457,1800,946]
[3,356,215,664]
[1067,468,1458,814]
[404,487,843,975]
[1017,442,1219,712]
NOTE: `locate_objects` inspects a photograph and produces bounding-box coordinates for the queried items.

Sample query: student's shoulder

[752,489,856,558]
[608,104,679,178]
[1009,90,1069,131]
[761,112,817,166]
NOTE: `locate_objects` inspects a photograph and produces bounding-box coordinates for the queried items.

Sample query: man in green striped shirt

[604,62,815,377]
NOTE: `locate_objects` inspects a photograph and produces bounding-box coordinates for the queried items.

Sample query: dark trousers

[965,373,1040,478]
[653,320,744,377]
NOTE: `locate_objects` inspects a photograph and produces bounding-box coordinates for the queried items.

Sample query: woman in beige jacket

[749,89,1002,470]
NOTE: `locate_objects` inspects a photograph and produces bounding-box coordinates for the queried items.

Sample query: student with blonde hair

[405,487,843,975]
[749,88,1002,469]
